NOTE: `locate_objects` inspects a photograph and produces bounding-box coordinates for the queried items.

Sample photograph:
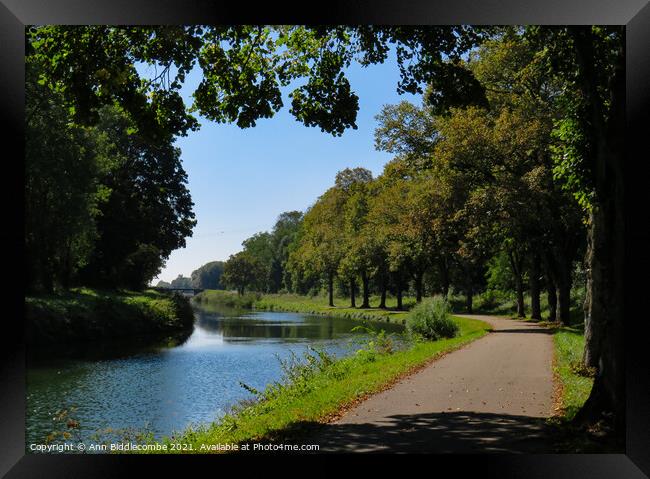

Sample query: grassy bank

[193,290,414,324]
[26,288,194,345]
[552,325,594,420]
[146,315,490,453]
[546,323,624,452]
[195,288,587,325]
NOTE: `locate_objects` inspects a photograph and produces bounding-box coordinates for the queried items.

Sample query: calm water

[26,305,404,446]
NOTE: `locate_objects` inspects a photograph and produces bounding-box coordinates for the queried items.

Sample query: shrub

[406,297,459,340]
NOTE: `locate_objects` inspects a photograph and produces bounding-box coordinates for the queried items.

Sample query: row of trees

[24,24,624,433]
[222,32,587,326]
[221,212,303,295]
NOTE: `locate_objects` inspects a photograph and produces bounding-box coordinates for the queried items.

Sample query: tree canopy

[25,24,625,436]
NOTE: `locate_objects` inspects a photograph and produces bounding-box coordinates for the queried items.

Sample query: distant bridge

[151,287,204,297]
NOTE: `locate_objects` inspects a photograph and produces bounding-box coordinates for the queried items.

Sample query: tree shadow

[297,411,555,453]
[489,328,555,335]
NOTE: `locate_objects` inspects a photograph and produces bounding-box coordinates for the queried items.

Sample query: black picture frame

[2,1,649,476]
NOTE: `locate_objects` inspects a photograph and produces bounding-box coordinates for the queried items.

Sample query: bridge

[151,287,204,297]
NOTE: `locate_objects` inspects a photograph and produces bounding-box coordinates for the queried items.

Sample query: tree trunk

[439,256,450,299]
[530,254,541,321]
[361,271,370,308]
[466,288,473,314]
[396,275,403,310]
[415,271,423,302]
[61,243,72,290]
[515,277,525,318]
[508,250,526,318]
[379,276,387,309]
[349,278,356,308]
[557,271,572,326]
[328,272,334,307]
[579,198,624,432]
[571,26,625,434]
[547,282,557,323]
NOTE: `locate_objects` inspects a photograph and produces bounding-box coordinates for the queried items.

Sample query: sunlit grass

[553,325,593,420]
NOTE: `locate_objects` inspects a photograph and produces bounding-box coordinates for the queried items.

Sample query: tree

[221,252,264,295]
[335,168,374,307]
[27,24,623,432]
[530,26,625,430]
[76,106,196,290]
[25,58,112,292]
[365,176,416,309]
[240,232,274,292]
[234,211,304,293]
[269,211,303,293]
[374,101,438,171]
[287,186,347,306]
[170,275,193,289]
[190,261,225,289]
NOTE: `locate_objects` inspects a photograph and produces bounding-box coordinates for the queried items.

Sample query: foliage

[190,261,226,289]
[406,297,459,340]
[25,58,112,292]
[75,106,196,290]
[25,288,193,345]
[170,275,193,289]
[221,252,265,296]
[351,324,397,355]
[485,251,516,292]
[25,24,622,428]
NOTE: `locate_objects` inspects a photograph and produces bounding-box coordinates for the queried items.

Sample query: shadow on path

[488,328,554,335]
[305,411,553,453]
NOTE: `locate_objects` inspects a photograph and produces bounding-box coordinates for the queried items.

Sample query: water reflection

[26,305,403,447]
[27,329,193,365]
[194,307,402,342]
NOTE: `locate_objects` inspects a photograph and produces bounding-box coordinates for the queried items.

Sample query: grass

[26,287,194,345]
[194,290,415,324]
[552,325,594,420]
[145,315,491,453]
[545,322,624,452]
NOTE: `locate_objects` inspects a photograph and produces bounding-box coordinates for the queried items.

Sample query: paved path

[310,315,555,453]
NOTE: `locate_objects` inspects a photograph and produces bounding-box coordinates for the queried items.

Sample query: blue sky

[148,53,421,283]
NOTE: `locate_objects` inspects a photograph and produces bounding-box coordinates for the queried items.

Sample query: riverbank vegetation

[193,290,412,323]
[25,289,194,345]
[150,315,490,452]
[26,25,624,437]
[406,297,458,340]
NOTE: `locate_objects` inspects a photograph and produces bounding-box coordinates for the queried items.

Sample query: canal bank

[193,290,412,324]
[25,288,194,346]
[25,303,406,447]
[144,313,490,453]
